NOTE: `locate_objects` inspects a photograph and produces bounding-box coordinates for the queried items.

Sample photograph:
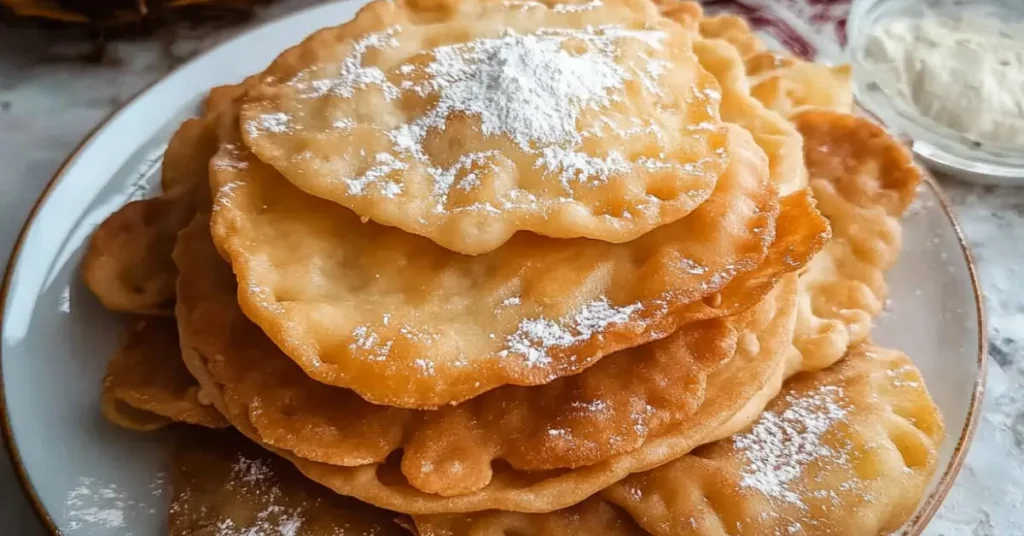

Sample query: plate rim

[0,7,989,536]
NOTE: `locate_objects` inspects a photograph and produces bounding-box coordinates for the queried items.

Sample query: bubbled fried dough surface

[239,0,733,254]
[81,99,226,315]
[413,345,943,536]
[280,274,799,514]
[168,429,406,536]
[100,318,226,431]
[654,1,806,195]
[796,110,920,216]
[697,12,764,58]
[690,37,807,194]
[212,117,782,408]
[606,346,944,536]
[791,110,922,372]
[81,195,187,315]
[178,204,805,511]
[687,8,854,119]
[177,189,828,498]
[748,57,853,118]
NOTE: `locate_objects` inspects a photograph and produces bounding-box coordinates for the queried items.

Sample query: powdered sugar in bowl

[848,0,1024,184]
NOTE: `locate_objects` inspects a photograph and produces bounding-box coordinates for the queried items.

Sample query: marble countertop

[1,1,1023,534]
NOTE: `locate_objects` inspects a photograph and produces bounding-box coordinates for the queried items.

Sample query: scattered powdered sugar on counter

[733,385,848,506]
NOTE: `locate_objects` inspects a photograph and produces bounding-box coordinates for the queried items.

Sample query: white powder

[349,325,394,362]
[414,358,436,376]
[536,147,631,189]
[500,295,522,308]
[504,0,544,11]
[500,297,643,366]
[733,385,849,506]
[206,455,307,536]
[234,456,274,485]
[677,258,708,275]
[211,144,250,171]
[419,30,635,151]
[863,11,1024,148]
[289,24,690,208]
[344,152,406,197]
[548,427,572,439]
[331,118,356,131]
[552,0,603,13]
[292,27,402,101]
[569,399,609,413]
[62,476,160,534]
[246,112,294,138]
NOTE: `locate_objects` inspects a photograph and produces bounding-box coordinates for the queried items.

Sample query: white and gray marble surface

[1,1,1023,535]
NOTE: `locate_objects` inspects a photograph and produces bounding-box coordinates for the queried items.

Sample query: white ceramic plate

[0,1,986,534]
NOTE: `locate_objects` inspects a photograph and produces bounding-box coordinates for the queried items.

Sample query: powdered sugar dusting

[190,454,308,536]
[285,22,708,212]
[62,475,164,534]
[211,144,250,171]
[345,152,406,197]
[552,0,603,13]
[349,325,394,362]
[504,0,545,11]
[246,112,293,138]
[331,117,356,131]
[500,298,643,366]
[733,385,849,506]
[290,26,403,101]
[500,295,522,308]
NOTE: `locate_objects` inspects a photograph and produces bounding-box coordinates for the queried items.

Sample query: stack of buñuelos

[83,1,944,534]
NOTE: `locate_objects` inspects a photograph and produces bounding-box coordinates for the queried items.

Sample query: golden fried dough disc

[273,276,797,514]
[747,53,854,118]
[178,202,818,511]
[414,345,944,535]
[82,119,216,315]
[239,0,735,255]
[690,37,807,194]
[175,218,409,467]
[650,0,702,32]
[603,346,943,536]
[82,81,248,316]
[697,12,764,58]
[168,429,406,536]
[796,110,920,215]
[81,194,191,316]
[213,113,785,408]
[101,318,226,431]
[653,1,805,194]
[792,110,922,372]
[176,185,827,497]
[685,7,853,119]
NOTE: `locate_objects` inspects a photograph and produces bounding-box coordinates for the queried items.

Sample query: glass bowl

[847,0,1024,184]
